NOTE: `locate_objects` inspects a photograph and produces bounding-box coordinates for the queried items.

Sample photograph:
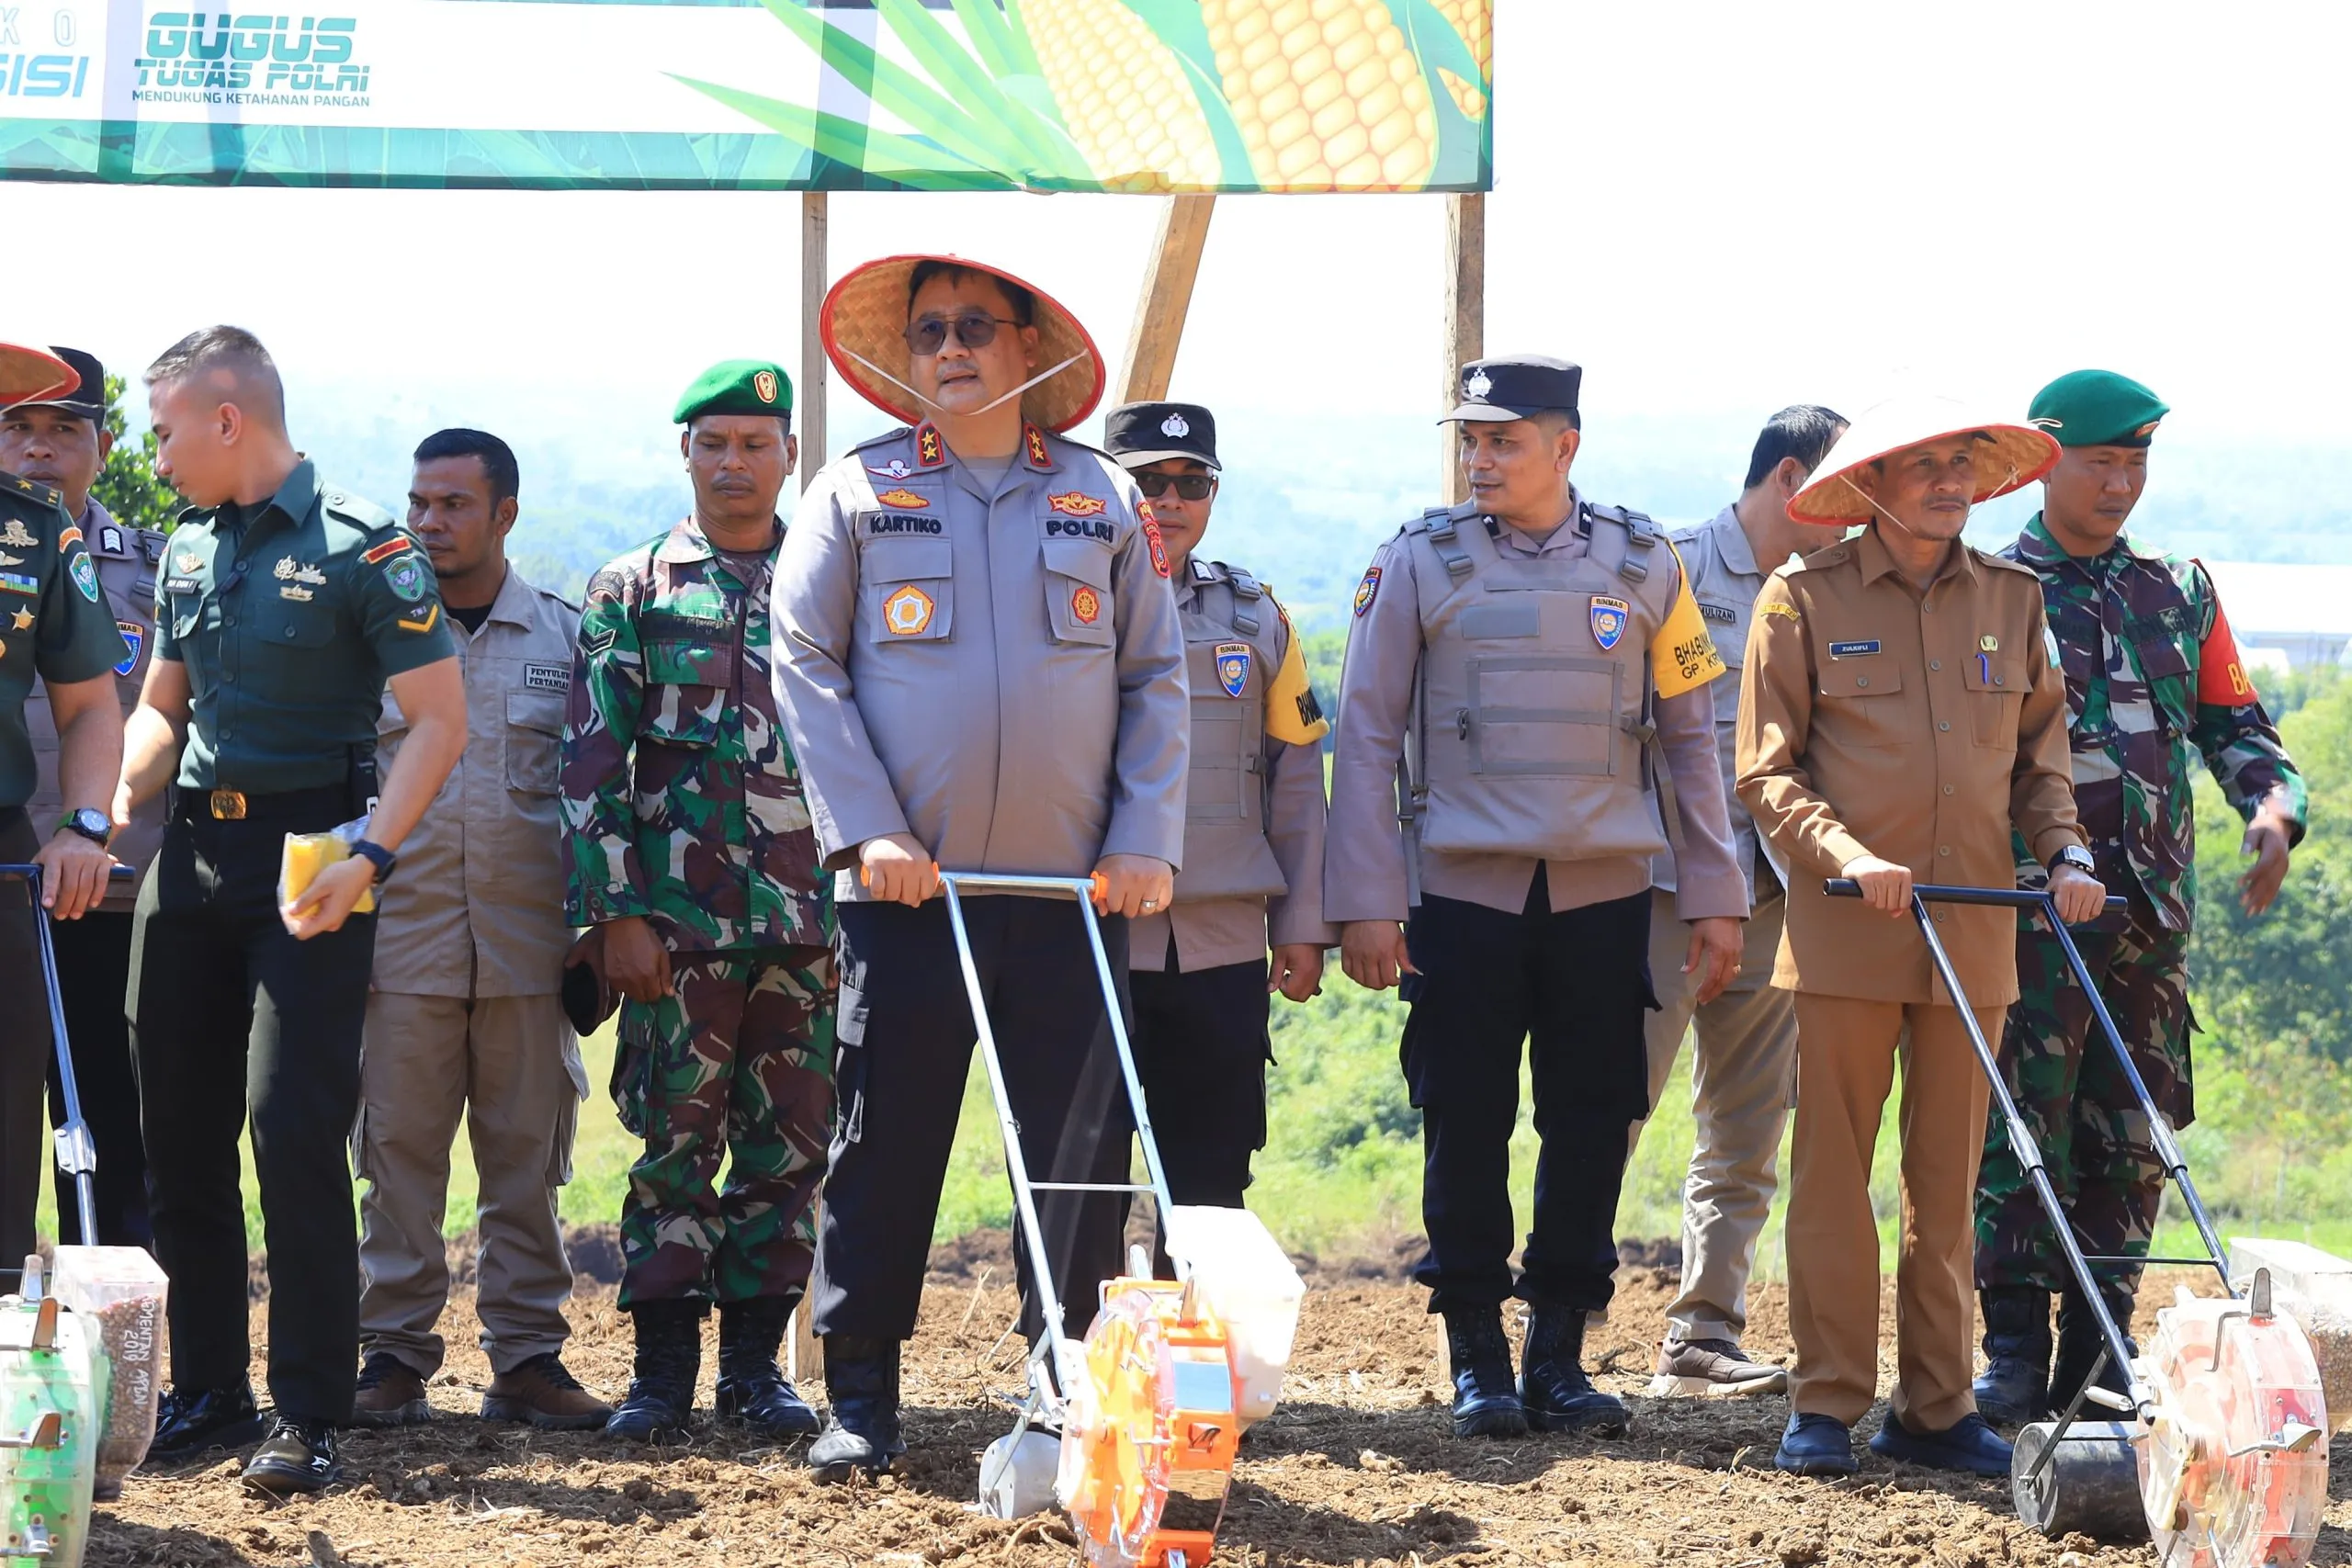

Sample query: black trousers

[813,896,1133,1346]
[1399,876,1654,1314]
[0,809,52,1277]
[47,910,151,1248]
[1127,952,1271,1212]
[130,791,375,1423]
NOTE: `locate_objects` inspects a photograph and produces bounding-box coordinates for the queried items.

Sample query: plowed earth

[84,1235,2351,1567]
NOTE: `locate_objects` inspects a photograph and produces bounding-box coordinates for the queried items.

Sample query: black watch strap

[351,839,396,885]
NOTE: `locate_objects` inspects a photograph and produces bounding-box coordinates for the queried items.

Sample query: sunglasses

[903,310,1023,356]
[1133,472,1215,501]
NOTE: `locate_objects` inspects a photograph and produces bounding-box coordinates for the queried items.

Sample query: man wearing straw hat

[0,339,127,1277]
[1736,396,2106,1478]
[773,254,1187,1480]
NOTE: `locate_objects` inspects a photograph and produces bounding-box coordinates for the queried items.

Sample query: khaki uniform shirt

[773,422,1189,899]
[1131,559,1338,973]
[26,501,168,912]
[1735,525,2086,1006]
[1326,494,1746,923]
[376,566,578,998]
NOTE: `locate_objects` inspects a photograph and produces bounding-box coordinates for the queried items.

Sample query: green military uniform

[560,362,833,1315]
[0,468,131,1271]
[1973,371,2307,1413]
[131,458,456,1427]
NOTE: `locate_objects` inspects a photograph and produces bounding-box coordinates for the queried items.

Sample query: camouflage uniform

[562,516,833,1309]
[1975,515,2306,1292]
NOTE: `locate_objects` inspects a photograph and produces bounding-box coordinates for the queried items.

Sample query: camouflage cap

[2029,369,2168,448]
[674,359,793,423]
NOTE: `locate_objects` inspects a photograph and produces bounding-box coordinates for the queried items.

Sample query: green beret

[2028,368,2168,448]
[673,359,793,423]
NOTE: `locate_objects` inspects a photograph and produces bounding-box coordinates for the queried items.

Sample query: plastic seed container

[49,1247,168,1500]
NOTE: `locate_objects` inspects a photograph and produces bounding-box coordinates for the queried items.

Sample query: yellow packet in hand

[280,830,376,915]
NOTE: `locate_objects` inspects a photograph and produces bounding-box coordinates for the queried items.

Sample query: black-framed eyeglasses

[903,310,1023,356]
[1133,472,1215,501]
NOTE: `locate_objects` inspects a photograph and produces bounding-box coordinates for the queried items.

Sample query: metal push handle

[0,863,131,1250]
[1822,876,2153,1420]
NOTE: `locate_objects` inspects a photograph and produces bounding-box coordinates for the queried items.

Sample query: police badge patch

[1353,565,1382,616]
[1216,641,1251,697]
[114,621,143,677]
[1589,594,1630,651]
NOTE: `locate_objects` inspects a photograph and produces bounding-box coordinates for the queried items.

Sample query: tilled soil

[87,1243,2352,1567]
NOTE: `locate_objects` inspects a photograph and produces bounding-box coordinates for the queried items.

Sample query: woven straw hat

[820,254,1105,433]
[1790,394,2060,525]
[0,341,80,406]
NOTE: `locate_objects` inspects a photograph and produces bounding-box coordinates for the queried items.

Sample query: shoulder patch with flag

[1649,542,1726,699]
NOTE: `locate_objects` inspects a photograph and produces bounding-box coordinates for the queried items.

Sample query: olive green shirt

[154,460,455,793]
[0,472,128,809]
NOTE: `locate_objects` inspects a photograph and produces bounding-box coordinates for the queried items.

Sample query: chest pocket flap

[1042,536,1114,646]
[1818,661,1903,698]
[507,689,565,794]
[863,536,955,644]
[1962,654,2029,750]
[638,638,734,749]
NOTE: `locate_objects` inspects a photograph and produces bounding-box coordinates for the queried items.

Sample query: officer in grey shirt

[1628,405,1847,1399]
[771,254,1187,1481]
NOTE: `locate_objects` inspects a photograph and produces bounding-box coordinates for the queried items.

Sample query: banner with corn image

[0,0,1489,192]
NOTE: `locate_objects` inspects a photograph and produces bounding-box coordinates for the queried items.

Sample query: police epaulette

[0,470,62,509]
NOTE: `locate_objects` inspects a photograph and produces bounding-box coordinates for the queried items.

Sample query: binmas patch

[1589,594,1629,651]
[1215,641,1252,697]
[114,622,143,677]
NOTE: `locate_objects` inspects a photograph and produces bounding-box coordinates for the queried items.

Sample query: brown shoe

[1645,1337,1788,1398]
[481,1352,613,1431]
[351,1351,433,1427]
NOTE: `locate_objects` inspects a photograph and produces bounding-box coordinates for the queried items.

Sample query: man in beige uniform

[1736,396,2103,1479]
[352,429,606,1431]
[5,346,167,1247]
[1102,400,1333,1234]
[1631,405,1847,1397]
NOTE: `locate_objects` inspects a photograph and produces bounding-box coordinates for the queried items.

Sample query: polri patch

[1353,565,1382,616]
[1828,639,1881,658]
[1216,641,1251,697]
[1589,595,1630,651]
[526,661,571,693]
[114,622,143,677]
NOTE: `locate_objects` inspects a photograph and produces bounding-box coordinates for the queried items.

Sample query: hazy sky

[10,1,2348,476]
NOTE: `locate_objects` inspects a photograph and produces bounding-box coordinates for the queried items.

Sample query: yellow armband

[1649,541,1726,699]
[1263,618,1329,746]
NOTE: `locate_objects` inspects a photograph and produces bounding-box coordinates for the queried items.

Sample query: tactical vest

[1173,562,1288,902]
[1403,502,1675,863]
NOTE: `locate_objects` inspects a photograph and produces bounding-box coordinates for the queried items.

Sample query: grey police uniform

[1629,503,1800,1348]
[23,500,168,1248]
[1325,371,1745,1322]
[772,417,1188,1343]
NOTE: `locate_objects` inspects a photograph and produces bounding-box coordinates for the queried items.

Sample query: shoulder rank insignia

[397,602,441,635]
[874,488,929,509]
[1023,423,1051,468]
[1216,641,1251,697]
[1589,594,1630,651]
[915,423,945,468]
[1353,565,1382,616]
[99,524,125,556]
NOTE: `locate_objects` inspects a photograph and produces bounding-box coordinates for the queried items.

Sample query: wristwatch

[350,839,398,886]
[55,807,111,847]
[2047,844,2096,876]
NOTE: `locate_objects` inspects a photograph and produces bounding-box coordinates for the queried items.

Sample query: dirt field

[85,1235,2351,1567]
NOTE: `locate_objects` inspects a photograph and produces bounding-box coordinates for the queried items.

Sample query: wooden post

[798,191,830,493]
[790,188,827,1385]
[1440,192,1485,504]
[1114,195,1216,405]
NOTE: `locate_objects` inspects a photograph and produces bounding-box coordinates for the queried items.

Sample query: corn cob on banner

[0,0,1490,191]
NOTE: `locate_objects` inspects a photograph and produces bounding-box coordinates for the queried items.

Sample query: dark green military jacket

[154,460,456,793]
[0,471,128,808]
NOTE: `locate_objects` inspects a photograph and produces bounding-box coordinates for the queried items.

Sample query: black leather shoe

[716,1297,821,1439]
[241,1416,339,1495]
[1973,1286,2053,1427]
[1774,1412,1858,1477]
[605,1300,705,1445]
[1869,1411,2015,1476]
[1440,1306,1528,1438]
[145,1384,267,1461]
[808,1335,906,1481]
[1518,1305,1630,1436]
[2049,1281,2135,1416]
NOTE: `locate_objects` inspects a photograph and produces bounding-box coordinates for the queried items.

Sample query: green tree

[88,373,181,534]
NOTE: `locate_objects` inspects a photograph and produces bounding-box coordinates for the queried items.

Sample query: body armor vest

[1174,562,1289,902]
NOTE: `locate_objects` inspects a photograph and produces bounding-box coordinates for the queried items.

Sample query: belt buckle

[209,790,247,820]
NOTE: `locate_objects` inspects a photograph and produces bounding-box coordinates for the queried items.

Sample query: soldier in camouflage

[1973,370,2307,1425]
[561,360,834,1445]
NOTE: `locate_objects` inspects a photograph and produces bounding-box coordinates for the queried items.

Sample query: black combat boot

[808,1335,907,1481]
[716,1296,821,1439]
[1440,1306,1527,1438]
[1518,1305,1629,1436]
[604,1300,705,1444]
[2049,1280,2135,1416]
[1971,1286,2053,1426]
